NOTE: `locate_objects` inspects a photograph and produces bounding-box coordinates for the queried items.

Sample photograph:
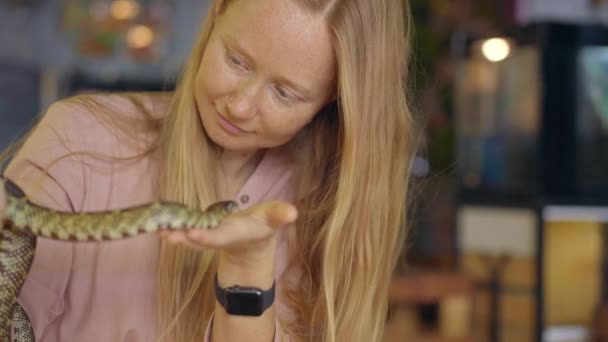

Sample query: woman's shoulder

[51,91,173,123]
[41,91,173,155]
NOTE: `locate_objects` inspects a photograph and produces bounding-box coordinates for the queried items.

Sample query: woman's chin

[206,129,257,153]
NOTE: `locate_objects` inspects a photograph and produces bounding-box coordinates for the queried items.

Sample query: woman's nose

[226,79,260,120]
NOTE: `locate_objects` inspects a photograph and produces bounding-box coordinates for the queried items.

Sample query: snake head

[205,201,239,215]
[4,178,25,199]
[224,201,239,213]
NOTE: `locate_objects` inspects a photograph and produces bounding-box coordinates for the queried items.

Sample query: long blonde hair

[1,0,417,340]
[156,0,417,341]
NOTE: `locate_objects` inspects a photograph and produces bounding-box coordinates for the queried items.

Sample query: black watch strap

[214,273,275,316]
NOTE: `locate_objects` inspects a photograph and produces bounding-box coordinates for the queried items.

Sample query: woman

[0,0,417,340]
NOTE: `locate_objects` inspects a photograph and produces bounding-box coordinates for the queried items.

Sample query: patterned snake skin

[0,177,239,342]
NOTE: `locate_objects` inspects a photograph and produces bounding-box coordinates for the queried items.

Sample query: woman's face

[194,0,336,153]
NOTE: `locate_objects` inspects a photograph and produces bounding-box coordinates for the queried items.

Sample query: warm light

[127,25,154,49]
[481,37,511,62]
[111,0,140,21]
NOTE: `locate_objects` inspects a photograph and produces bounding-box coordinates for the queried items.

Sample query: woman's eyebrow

[223,35,313,100]
[275,75,313,100]
[223,36,256,66]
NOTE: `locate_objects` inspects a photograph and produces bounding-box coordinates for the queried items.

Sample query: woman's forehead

[215,0,336,97]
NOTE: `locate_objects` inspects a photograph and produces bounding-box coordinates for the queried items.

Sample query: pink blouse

[5,94,297,342]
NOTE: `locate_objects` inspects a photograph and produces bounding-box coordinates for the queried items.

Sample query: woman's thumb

[258,201,298,228]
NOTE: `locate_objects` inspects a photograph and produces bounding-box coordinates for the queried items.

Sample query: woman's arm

[211,245,278,342]
[163,201,297,342]
[2,100,87,341]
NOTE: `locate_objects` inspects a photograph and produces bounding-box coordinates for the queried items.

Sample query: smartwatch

[214,273,275,316]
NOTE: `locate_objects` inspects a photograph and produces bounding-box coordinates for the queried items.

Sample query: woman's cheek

[198,42,231,95]
[270,116,307,142]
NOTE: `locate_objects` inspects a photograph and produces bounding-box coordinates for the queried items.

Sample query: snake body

[0,177,239,342]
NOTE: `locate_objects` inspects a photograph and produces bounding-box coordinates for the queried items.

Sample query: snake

[0,176,239,342]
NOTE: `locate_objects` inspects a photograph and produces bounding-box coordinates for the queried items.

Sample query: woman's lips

[218,114,248,135]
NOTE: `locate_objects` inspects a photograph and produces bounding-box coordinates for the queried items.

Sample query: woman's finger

[243,201,298,228]
[160,201,298,250]
[184,217,266,248]
[163,230,205,250]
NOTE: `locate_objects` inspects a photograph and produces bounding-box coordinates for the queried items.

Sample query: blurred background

[1,0,608,341]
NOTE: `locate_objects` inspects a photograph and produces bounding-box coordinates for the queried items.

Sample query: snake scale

[0,176,239,342]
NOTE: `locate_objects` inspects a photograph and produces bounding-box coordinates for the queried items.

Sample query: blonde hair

[1,0,417,341]
[156,0,416,341]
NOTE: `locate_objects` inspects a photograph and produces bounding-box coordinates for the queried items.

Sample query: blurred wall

[0,0,212,152]
[518,0,608,24]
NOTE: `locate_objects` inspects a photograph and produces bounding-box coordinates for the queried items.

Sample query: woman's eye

[227,53,245,69]
[277,87,288,98]
[275,87,295,103]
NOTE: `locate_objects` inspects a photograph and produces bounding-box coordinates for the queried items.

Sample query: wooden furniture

[383,271,474,342]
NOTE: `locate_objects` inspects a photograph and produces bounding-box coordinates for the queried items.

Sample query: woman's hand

[159,200,298,265]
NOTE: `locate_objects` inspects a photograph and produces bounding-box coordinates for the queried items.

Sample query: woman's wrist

[212,239,278,342]
[217,238,277,289]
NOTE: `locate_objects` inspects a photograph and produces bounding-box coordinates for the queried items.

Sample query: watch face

[225,287,264,316]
